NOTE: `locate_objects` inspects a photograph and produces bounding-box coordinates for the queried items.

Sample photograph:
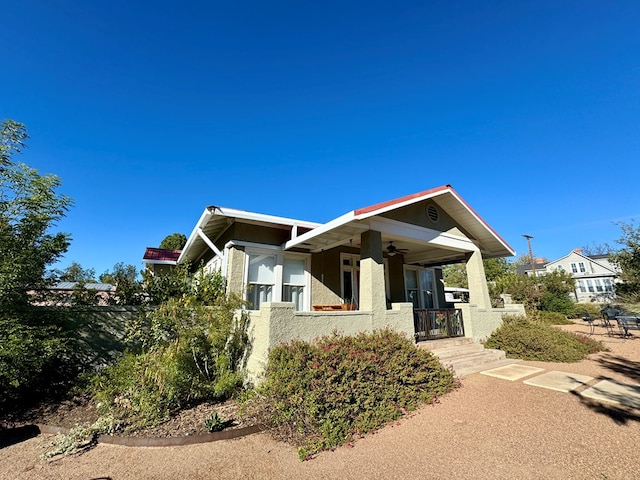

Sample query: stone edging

[36,423,264,447]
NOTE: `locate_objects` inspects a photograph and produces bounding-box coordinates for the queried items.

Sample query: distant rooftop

[143,247,181,263]
[53,282,116,291]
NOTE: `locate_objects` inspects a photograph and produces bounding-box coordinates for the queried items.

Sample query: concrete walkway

[480,356,640,409]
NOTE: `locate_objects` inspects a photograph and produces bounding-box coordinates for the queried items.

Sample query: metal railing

[413,308,464,341]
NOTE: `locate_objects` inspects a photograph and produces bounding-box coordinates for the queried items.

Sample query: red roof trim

[143,247,181,262]
[354,185,451,216]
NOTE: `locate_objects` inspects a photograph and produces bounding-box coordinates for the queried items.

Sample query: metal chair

[581,311,595,336]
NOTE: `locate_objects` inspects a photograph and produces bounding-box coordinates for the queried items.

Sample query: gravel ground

[2,321,639,480]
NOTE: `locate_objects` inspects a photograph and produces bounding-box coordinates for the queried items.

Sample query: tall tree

[0,119,73,310]
[57,261,97,283]
[159,232,187,250]
[610,221,640,296]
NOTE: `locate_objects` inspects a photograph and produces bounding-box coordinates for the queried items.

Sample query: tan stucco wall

[458,302,526,342]
[244,302,415,384]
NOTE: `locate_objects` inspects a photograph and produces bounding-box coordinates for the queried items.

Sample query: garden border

[36,423,264,447]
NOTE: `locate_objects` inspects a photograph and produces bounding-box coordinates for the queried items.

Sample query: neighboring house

[156,185,525,381]
[520,249,619,303]
[31,282,117,306]
[142,247,182,275]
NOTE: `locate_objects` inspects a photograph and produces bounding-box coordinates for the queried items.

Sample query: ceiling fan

[386,241,408,256]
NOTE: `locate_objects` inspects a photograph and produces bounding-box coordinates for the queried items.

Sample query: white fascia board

[225,240,283,251]
[447,189,515,256]
[143,260,178,265]
[178,208,212,264]
[213,206,320,230]
[283,211,360,250]
[368,217,478,251]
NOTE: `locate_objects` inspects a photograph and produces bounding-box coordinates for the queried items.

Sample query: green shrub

[243,330,458,460]
[527,310,572,325]
[204,412,227,432]
[0,310,77,416]
[540,292,574,315]
[90,294,249,429]
[485,315,606,362]
[567,303,603,319]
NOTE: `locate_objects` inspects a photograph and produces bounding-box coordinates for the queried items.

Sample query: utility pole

[522,234,536,277]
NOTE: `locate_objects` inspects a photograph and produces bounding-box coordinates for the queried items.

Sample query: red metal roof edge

[354,185,451,216]
[143,247,182,262]
[354,184,514,256]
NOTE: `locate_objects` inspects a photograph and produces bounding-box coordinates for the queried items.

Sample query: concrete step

[427,343,486,359]
[417,337,517,379]
[442,349,506,371]
[417,337,474,350]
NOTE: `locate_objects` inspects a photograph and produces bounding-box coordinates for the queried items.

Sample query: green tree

[100,263,143,305]
[159,232,187,250]
[0,119,73,310]
[57,261,97,283]
[610,221,640,297]
[0,119,75,414]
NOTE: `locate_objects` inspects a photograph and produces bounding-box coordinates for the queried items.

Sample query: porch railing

[413,308,464,342]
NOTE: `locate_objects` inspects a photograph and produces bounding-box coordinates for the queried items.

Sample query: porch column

[359,230,387,313]
[465,248,491,309]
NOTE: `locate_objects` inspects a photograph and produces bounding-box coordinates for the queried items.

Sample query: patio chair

[581,311,596,336]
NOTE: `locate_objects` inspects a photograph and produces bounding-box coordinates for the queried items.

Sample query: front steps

[418,337,518,379]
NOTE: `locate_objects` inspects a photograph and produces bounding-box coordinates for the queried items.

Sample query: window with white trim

[604,278,613,292]
[595,279,603,292]
[340,254,360,306]
[247,253,275,310]
[283,257,306,311]
[579,262,586,273]
[577,279,586,293]
[571,263,578,273]
[586,279,594,292]
[245,249,310,311]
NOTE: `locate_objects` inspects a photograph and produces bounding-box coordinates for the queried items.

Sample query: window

[404,266,437,308]
[577,280,586,293]
[579,262,586,273]
[283,258,306,310]
[586,279,594,292]
[595,279,603,292]
[247,254,275,310]
[557,265,564,271]
[341,255,360,306]
[604,278,613,292]
[246,251,310,311]
[571,263,578,273]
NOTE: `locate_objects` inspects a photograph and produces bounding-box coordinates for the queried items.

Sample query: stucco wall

[244,302,415,384]
[457,302,526,342]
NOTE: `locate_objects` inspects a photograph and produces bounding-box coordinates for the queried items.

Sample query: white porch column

[465,248,492,309]
[359,230,387,314]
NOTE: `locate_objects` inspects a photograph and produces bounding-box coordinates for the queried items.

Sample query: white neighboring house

[532,249,619,303]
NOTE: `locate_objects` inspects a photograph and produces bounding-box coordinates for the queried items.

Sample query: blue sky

[2,1,639,276]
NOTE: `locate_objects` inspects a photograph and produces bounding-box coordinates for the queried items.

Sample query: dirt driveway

[2,322,639,480]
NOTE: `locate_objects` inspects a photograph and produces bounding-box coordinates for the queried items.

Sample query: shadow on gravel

[597,354,640,383]
[570,390,640,426]
[0,424,40,449]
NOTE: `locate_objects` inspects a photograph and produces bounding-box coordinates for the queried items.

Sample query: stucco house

[535,249,619,303]
[165,185,524,380]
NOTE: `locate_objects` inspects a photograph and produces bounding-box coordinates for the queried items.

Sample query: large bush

[90,288,249,429]
[243,330,458,460]
[485,315,605,362]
